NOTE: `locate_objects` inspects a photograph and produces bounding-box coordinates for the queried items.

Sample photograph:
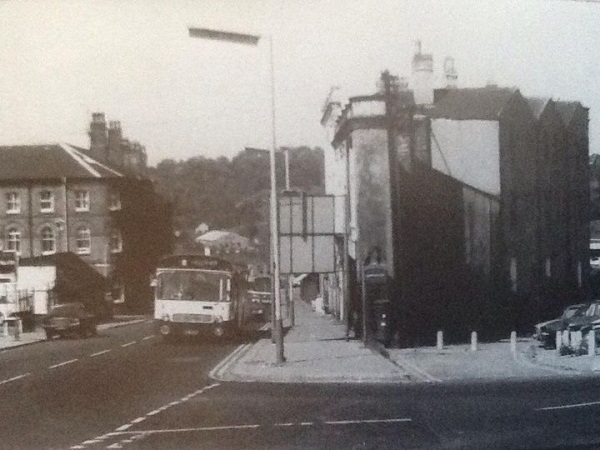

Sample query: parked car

[245,276,272,321]
[534,303,587,348]
[42,302,97,340]
[567,301,600,335]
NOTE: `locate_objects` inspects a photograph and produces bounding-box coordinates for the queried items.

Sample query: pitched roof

[432,87,518,120]
[555,101,582,125]
[0,143,123,181]
[526,97,551,120]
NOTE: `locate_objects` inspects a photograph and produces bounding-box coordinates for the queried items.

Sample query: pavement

[0,315,149,351]
[213,299,600,384]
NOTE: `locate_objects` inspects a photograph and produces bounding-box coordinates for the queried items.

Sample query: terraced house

[0,115,172,314]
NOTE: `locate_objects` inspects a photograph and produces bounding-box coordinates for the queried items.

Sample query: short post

[556,331,562,355]
[572,330,582,353]
[588,329,596,357]
[471,331,478,352]
[13,318,21,341]
[510,331,517,353]
[2,320,8,337]
[436,330,444,350]
[562,330,570,349]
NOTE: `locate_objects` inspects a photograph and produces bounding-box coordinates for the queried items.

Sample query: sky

[1,0,599,165]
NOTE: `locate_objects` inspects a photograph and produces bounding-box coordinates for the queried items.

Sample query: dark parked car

[42,302,97,340]
[567,301,600,334]
[534,303,587,348]
[245,276,272,321]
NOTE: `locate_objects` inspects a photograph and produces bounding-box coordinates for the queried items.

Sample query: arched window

[6,228,20,253]
[76,226,91,254]
[41,226,55,254]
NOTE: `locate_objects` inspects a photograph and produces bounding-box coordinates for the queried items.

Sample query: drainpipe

[62,177,69,252]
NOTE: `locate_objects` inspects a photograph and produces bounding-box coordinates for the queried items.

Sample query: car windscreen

[48,303,84,316]
[251,277,271,293]
[157,270,231,302]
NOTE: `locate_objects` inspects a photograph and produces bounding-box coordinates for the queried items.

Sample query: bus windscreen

[157,270,231,302]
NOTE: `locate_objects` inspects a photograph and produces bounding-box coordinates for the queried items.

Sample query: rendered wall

[431,119,501,196]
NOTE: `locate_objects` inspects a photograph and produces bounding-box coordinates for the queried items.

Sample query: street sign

[278,193,345,274]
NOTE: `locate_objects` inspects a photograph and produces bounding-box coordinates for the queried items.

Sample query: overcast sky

[1,0,599,165]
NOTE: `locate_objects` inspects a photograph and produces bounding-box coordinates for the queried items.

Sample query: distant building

[0,142,172,313]
[321,45,590,342]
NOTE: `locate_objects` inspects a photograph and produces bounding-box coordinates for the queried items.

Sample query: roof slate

[555,101,581,125]
[432,87,517,121]
[0,144,123,181]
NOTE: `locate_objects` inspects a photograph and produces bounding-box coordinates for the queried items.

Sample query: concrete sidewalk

[0,316,149,352]
[214,301,600,384]
[213,300,411,383]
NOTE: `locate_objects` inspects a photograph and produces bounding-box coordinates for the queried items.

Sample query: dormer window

[6,192,20,214]
[75,190,90,212]
[40,190,54,213]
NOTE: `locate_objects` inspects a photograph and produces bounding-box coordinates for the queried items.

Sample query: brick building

[0,138,172,313]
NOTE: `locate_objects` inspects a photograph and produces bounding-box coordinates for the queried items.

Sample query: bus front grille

[172,314,213,324]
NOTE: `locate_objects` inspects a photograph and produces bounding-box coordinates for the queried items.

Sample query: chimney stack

[411,40,434,105]
[89,113,108,162]
[107,121,124,167]
[444,57,458,88]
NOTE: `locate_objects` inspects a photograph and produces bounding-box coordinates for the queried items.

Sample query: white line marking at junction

[142,335,155,341]
[0,373,31,385]
[49,359,78,369]
[91,349,111,357]
[108,424,262,436]
[69,446,85,449]
[299,422,313,426]
[536,401,600,411]
[106,444,122,449]
[121,341,136,348]
[147,410,162,416]
[260,322,270,331]
[131,417,146,424]
[324,418,412,425]
[115,424,132,431]
[274,423,294,427]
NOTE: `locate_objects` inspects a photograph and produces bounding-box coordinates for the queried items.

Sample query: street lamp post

[189,27,285,364]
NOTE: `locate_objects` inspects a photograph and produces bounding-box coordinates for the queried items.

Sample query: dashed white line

[115,424,132,432]
[0,373,31,385]
[299,422,313,426]
[324,418,412,425]
[121,341,136,348]
[274,423,294,427]
[90,349,111,357]
[142,335,155,341]
[131,417,146,424]
[49,359,78,369]
[536,400,600,411]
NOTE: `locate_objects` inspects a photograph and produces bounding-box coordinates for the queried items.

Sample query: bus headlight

[161,314,171,322]
[214,316,222,324]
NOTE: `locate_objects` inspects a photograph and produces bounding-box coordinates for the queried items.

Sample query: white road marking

[536,400,600,411]
[106,444,122,449]
[131,417,146,424]
[115,424,132,432]
[121,341,136,348]
[324,418,412,425]
[299,422,313,426]
[260,322,270,331]
[91,349,111,357]
[274,423,294,427]
[147,410,162,416]
[142,335,155,341]
[49,359,78,369]
[0,373,31,385]
[108,424,262,436]
[70,446,85,449]
[209,344,250,379]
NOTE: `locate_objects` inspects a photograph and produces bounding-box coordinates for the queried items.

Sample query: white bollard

[510,331,517,353]
[572,330,583,353]
[589,330,596,357]
[14,318,21,341]
[562,330,570,349]
[471,331,478,352]
[436,330,444,350]
[2,321,7,337]
[556,331,562,355]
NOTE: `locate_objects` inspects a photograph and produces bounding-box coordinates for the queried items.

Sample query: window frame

[40,190,55,213]
[6,192,21,214]
[41,226,56,255]
[6,227,21,254]
[75,190,90,212]
[109,190,121,211]
[109,229,122,253]
[76,226,91,255]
